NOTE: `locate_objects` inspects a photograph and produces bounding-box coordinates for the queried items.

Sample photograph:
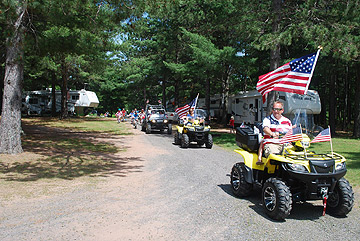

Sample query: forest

[1,0,359,154]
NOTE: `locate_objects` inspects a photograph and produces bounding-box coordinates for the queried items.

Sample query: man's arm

[263,126,279,138]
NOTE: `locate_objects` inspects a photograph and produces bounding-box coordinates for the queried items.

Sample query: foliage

[1,0,360,153]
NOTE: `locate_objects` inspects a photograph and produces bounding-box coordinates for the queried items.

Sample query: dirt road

[1,123,359,240]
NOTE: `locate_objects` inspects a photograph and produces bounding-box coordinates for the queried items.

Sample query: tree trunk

[162,75,167,106]
[266,0,282,115]
[221,65,232,124]
[51,73,57,117]
[0,4,26,154]
[205,75,211,119]
[353,63,360,138]
[342,65,349,130]
[329,72,336,136]
[60,59,69,119]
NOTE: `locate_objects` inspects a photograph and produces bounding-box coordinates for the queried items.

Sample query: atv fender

[176,125,184,133]
[243,163,254,184]
[234,148,276,174]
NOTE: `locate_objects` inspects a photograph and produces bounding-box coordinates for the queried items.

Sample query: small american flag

[257,51,320,103]
[280,126,303,143]
[175,96,198,119]
[311,128,331,143]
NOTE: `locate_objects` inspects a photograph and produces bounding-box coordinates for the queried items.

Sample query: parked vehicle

[228,90,321,125]
[198,90,321,126]
[165,105,178,123]
[22,88,99,116]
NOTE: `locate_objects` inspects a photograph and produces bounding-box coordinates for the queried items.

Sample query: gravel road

[1,124,359,240]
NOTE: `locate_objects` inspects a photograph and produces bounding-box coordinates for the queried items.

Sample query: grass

[30,116,132,135]
[212,132,360,186]
[0,117,134,184]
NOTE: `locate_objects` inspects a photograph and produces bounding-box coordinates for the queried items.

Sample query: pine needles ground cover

[212,132,360,186]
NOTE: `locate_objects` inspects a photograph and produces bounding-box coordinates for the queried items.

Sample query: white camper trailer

[197,94,222,118]
[22,89,99,116]
[228,90,321,125]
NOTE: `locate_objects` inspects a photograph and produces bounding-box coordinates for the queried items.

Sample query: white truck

[228,90,321,125]
[22,89,99,116]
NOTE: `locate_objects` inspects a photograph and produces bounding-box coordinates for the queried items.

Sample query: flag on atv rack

[311,128,331,143]
[256,49,321,103]
[175,96,198,119]
[280,126,303,144]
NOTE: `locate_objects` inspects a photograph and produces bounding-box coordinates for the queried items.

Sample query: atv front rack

[284,152,343,161]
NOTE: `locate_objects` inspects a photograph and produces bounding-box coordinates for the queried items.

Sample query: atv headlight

[287,163,308,173]
[164,120,168,123]
[151,119,156,123]
[335,162,346,171]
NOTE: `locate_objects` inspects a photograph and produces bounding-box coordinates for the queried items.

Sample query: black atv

[174,109,213,149]
[230,109,354,220]
[141,104,172,134]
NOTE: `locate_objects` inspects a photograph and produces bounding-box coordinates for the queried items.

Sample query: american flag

[311,128,331,143]
[280,126,303,143]
[175,96,198,119]
[256,51,320,103]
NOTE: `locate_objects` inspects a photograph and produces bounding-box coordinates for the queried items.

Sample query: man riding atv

[230,108,354,220]
[174,108,212,149]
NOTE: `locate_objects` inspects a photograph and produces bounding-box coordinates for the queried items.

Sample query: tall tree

[0,0,27,154]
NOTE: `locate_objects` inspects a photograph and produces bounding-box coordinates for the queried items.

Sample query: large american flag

[175,96,198,119]
[311,128,331,143]
[280,126,303,144]
[256,50,320,103]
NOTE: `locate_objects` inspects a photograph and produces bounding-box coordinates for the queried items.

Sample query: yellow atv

[230,111,354,220]
[174,109,213,149]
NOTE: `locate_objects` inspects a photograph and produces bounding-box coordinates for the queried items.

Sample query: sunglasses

[272,108,283,111]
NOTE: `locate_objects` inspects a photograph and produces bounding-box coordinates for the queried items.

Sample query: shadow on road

[218,183,333,222]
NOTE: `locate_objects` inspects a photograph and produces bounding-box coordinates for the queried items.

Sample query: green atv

[174,109,213,149]
[230,109,354,220]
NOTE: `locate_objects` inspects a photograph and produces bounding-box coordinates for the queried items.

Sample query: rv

[197,94,222,118]
[22,89,99,116]
[228,90,321,125]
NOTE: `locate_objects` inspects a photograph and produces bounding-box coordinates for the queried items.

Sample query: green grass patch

[309,138,360,186]
[29,116,132,135]
[213,132,360,186]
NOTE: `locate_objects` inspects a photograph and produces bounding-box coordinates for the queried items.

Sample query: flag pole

[328,125,334,158]
[193,93,199,119]
[304,46,322,94]
[299,124,307,159]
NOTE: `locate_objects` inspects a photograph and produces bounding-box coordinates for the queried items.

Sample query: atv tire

[327,178,354,217]
[181,134,189,148]
[262,178,292,220]
[174,132,181,145]
[167,124,172,135]
[205,134,213,149]
[230,163,253,197]
[146,123,151,134]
